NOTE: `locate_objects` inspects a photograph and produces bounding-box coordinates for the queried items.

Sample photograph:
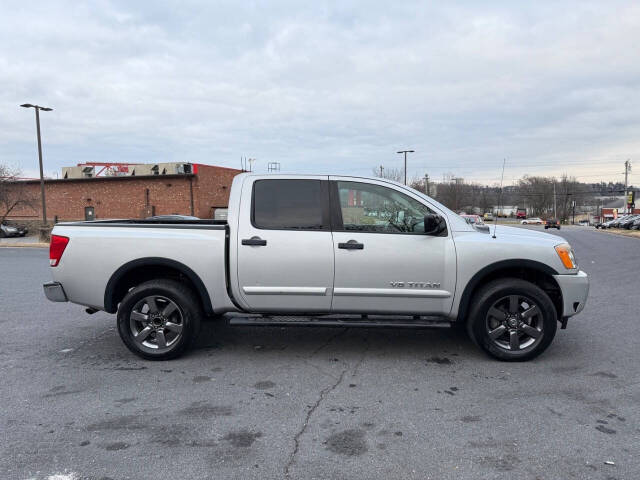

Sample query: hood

[489,225,565,244]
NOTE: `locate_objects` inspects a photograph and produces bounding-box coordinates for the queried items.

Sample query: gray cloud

[2,0,640,184]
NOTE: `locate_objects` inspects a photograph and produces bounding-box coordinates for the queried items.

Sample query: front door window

[335,181,435,234]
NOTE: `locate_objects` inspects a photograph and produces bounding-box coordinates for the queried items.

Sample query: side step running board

[228,315,452,329]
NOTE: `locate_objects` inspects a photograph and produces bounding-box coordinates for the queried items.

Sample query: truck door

[235,177,334,312]
[329,178,456,315]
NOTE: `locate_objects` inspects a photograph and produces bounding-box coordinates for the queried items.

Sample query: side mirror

[424,214,446,235]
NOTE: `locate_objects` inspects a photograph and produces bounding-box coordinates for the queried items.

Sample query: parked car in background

[0,222,28,238]
[631,217,640,230]
[521,217,543,225]
[483,213,494,221]
[609,216,628,228]
[516,208,527,219]
[44,173,588,362]
[618,215,640,229]
[596,221,610,229]
[545,219,560,230]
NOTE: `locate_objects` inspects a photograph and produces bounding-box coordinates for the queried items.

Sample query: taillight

[50,235,69,267]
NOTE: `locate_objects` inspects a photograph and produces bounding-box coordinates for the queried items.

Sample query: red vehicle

[516,208,527,219]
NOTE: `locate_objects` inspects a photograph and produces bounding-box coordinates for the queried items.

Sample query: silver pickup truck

[44,174,589,361]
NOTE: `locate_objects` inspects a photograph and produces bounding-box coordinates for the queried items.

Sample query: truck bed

[50,220,232,313]
[58,219,227,227]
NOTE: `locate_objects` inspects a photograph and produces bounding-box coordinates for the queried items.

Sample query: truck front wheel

[117,279,202,360]
[467,278,557,361]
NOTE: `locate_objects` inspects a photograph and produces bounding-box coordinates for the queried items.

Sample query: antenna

[493,158,506,239]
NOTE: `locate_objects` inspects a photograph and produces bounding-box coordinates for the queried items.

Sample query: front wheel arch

[456,260,562,324]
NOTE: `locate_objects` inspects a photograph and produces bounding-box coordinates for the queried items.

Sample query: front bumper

[43,281,68,302]
[553,270,589,317]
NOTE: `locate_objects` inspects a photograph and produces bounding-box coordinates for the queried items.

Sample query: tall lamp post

[21,103,52,224]
[397,150,414,185]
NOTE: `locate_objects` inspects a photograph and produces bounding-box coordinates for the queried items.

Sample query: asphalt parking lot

[1,226,639,480]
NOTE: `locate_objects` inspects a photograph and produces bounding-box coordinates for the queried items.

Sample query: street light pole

[34,107,47,224]
[21,103,52,225]
[624,159,631,214]
[397,150,414,185]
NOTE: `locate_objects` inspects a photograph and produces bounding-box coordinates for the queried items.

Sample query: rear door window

[252,179,329,230]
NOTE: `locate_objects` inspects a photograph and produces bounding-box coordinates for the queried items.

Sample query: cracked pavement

[1,226,640,479]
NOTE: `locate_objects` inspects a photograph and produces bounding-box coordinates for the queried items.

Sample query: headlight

[555,243,577,269]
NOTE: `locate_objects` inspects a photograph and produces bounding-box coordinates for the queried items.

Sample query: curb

[595,229,640,239]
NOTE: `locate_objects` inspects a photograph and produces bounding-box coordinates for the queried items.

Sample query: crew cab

[43,174,589,361]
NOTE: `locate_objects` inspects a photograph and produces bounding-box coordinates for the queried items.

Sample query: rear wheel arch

[117,278,202,360]
[457,260,562,323]
[104,257,214,315]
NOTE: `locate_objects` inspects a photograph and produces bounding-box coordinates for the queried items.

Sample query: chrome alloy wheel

[485,295,543,352]
[129,295,184,353]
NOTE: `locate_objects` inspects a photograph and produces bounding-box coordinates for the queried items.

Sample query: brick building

[6,163,242,222]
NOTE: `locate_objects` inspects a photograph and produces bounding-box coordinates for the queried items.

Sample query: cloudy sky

[2,1,640,185]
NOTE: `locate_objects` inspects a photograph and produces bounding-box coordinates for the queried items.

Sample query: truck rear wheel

[117,279,202,360]
[467,278,557,361]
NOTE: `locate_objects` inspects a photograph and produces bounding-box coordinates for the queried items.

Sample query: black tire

[544,226,548,229]
[117,279,202,360]
[466,278,557,361]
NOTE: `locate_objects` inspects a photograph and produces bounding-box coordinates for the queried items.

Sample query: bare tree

[369,168,600,220]
[0,164,35,224]
[372,166,404,183]
[518,176,554,217]
[409,175,426,193]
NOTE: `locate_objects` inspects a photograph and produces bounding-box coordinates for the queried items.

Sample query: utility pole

[379,165,384,177]
[424,174,430,196]
[624,159,631,214]
[553,182,557,219]
[396,150,414,185]
[21,103,52,225]
[267,162,281,172]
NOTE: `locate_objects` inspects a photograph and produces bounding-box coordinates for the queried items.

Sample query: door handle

[338,240,364,250]
[242,236,267,246]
